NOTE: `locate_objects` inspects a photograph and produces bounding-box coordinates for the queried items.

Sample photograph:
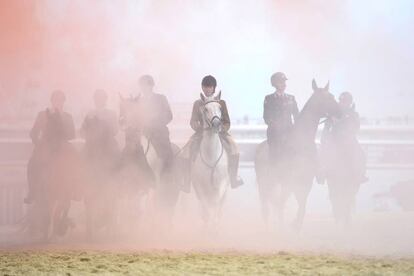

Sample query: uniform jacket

[139,93,173,129]
[30,109,75,147]
[121,92,173,140]
[263,92,299,132]
[323,107,360,144]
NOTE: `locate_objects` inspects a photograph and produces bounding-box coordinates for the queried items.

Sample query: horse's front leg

[211,179,227,233]
[277,183,289,228]
[40,199,53,242]
[201,195,212,229]
[292,180,312,232]
[84,199,94,240]
[258,178,271,228]
[52,199,71,238]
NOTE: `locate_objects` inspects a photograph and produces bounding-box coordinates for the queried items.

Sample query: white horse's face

[200,92,222,132]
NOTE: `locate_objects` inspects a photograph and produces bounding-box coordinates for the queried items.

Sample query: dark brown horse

[255,79,341,231]
[320,115,367,227]
[26,142,84,241]
[118,96,182,232]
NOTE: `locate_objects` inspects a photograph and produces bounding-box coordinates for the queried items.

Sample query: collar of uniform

[129,94,141,101]
[141,92,155,99]
[274,91,286,98]
[47,108,60,114]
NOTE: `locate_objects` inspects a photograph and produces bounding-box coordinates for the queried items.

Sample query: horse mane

[295,93,318,127]
[291,92,321,148]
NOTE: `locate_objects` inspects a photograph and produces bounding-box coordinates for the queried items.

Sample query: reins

[144,135,151,156]
[199,133,224,185]
[198,100,225,184]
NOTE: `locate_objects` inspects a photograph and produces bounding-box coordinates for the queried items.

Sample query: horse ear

[200,93,206,102]
[324,81,330,91]
[312,79,318,91]
[214,90,222,101]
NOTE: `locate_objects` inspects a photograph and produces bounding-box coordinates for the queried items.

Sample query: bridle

[199,99,224,184]
[201,100,222,130]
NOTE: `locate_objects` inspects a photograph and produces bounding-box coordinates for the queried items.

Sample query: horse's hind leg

[258,181,270,227]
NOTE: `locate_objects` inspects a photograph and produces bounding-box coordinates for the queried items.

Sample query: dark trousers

[146,128,173,161]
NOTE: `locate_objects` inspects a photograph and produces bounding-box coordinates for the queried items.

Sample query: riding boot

[228,153,244,189]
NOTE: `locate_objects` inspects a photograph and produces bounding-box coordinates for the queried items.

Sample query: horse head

[200,91,222,133]
[311,79,341,119]
[118,93,142,129]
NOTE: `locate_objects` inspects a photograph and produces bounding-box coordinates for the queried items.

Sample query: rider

[263,72,299,160]
[25,90,76,204]
[119,75,173,179]
[80,89,119,166]
[321,91,368,183]
[182,75,243,189]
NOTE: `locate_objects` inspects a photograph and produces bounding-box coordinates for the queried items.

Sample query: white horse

[192,92,229,230]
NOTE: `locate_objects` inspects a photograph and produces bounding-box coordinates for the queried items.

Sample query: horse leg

[212,181,227,233]
[52,199,71,238]
[292,182,311,232]
[43,199,57,242]
[258,179,271,227]
[327,180,341,224]
[277,184,290,228]
[198,203,210,233]
[85,199,94,240]
[38,198,52,242]
[155,169,180,232]
[342,182,358,228]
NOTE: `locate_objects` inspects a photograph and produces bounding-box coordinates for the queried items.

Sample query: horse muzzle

[211,117,222,132]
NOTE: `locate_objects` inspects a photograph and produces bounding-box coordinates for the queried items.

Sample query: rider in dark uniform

[119,75,173,178]
[80,89,119,169]
[138,75,173,169]
[321,92,368,183]
[80,90,119,180]
[181,75,243,189]
[25,90,76,203]
[263,72,299,161]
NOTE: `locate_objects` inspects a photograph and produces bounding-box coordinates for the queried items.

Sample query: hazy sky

[0,0,413,121]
